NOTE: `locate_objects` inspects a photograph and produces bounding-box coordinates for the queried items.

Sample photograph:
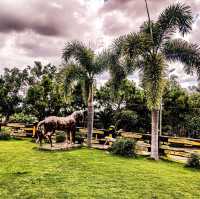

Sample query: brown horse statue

[36,111,83,147]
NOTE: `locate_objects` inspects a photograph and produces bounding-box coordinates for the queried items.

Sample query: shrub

[110,138,136,157]
[56,132,66,143]
[9,113,38,124]
[115,110,138,132]
[186,153,200,169]
[0,132,11,140]
[75,132,84,144]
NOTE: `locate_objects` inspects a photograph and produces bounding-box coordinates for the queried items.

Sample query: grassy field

[0,140,200,199]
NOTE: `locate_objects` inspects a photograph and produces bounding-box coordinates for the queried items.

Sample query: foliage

[95,108,115,129]
[75,131,85,144]
[0,132,11,140]
[9,113,37,124]
[24,63,65,120]
[55,131,66,143]
[115,110,138,132]
[95,80,146,131]
[186,116,200,131]
[186,153,200,169]
[110,138,136,157]
[62,41,108,101]
[0,67,29,120]
[162,80,189,135]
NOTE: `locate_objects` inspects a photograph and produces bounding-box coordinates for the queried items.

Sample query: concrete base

[38,143,82,151]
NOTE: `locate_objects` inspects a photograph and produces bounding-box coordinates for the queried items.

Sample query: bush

[0,132,11,140]
[115,110,138,132]
[75,132,84,144]
[110,138,136,157]
[186,153,200,169]
[9,113,38,124]
[56,132,66,143]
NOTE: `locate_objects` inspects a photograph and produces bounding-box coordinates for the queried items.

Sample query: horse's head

[72,110,84,123]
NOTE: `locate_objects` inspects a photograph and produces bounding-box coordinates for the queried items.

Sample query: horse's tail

[35,120,45,144]
[37,120,45,131]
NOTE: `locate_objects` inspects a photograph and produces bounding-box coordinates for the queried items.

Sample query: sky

[0,0,199,88]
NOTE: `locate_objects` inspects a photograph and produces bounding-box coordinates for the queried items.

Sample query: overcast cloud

[0,0,199,88]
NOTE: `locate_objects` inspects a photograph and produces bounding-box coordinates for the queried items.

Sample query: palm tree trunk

[87,84,94,147]
[151,109,159,160]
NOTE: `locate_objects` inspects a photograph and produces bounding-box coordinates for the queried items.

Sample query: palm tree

[62,41,107,147]
[110,3,200,160]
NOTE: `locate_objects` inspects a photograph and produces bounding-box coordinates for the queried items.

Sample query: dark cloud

[0,0,99,64]
[0,0,92,37]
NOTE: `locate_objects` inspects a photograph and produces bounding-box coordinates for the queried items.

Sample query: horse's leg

[72,125,76,145]
[39,130,45,147]
[39,133,42,146]
[65,130,69,147]
[47,135,53,147]
[70,130,72,146]
[67,130,71,144]
[49,130,55,147]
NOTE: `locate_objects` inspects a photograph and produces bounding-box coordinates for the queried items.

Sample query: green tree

[110,3,200,159]
[24,63,64,120]
[0,67,29,121]
[162,79,189,136]
[62,41,107,147]
[95,79,148,131]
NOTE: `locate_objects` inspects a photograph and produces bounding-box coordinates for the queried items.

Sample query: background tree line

[0,61,199,138]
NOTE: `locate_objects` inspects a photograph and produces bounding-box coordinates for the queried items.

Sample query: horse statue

[35,111,83,147]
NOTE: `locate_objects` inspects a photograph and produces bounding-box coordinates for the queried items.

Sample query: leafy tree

[64,82,86,112]
[110,3,200,159]
[162,80,189,136]
[27,61,57,84]
[96,80,136,110]
[96,79,149,131]
[24,63,64,120]
[115,110,138,132]
[188,92,200,116]
[0,67,29,121]
[62,41,107,147]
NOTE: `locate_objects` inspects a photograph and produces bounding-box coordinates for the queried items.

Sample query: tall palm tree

[62,41,107,147]
[110,3,200,160]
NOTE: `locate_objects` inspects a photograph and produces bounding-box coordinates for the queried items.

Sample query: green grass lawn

[0,140,200,199]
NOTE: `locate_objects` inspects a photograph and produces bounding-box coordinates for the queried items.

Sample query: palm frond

[156,3,192,47]
[108,35,143,91]
[62,40,94,73]
[64,64,87,96]
[111,35,126,56]
[142,54,166,110]
[163,39,200,78]
[124,32,153,58]
[93,50,111,75]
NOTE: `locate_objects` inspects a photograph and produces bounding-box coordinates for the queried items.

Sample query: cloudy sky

[0,0,199,88]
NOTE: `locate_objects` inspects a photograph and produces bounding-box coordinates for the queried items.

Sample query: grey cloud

[0,0,92,37]
[100,0,200,36]
[0,0,100,66]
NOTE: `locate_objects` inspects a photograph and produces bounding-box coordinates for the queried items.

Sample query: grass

[0,140,200,199]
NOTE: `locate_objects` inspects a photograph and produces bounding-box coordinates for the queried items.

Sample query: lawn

[0,140,200,199]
